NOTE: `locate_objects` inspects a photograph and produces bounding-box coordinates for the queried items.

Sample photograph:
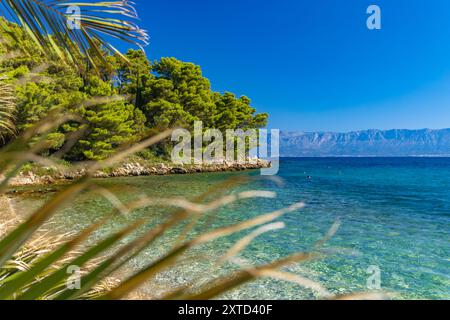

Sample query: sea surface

[11,158,450,299]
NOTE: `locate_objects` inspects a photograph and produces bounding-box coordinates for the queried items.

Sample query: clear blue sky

[128,0,450,132]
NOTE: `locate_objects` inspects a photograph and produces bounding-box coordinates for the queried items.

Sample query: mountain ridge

[279,128,450,157]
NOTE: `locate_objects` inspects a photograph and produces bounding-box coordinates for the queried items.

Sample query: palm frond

[0,76,16,142]
[0,1,149,69]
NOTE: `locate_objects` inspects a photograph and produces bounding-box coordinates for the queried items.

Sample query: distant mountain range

[279,128,450,157]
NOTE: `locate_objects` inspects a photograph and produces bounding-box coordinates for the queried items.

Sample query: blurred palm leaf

[0,0,148,69]
[0,76,16,142]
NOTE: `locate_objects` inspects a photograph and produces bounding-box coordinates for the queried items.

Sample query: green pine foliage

[0,18,268,161]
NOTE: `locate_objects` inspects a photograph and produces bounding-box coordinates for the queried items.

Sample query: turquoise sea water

[12,158,450,299]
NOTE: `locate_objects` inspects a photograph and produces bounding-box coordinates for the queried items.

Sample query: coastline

[7,159,271,187]
[1,158,270,234]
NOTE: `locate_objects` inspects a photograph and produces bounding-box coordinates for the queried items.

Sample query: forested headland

[0,17,268,168]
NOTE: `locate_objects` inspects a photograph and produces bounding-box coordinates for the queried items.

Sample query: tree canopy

[0,18,268,161]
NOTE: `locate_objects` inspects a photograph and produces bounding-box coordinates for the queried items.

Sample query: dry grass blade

[0,219,105,299]
[56,189,278,299]
[89,185,130,216]
[165,204,341,301]
[174,252,315,300]
[191,202,304,246]
[1,152,67,172]
[314,218,342,249]
[218,222,286,265]
[0,76,16,142]
[255,270,332,299]
[118,191,276,216]
[0,109,80,157]
[14,63,50,86]
[162,222,287,300]
[332,292,391,300]
[0,232,69,281]
[55,177,253,300]
[15,217,146,300]
[0,178,90,268]
[0,51,21,63]
[101,202,305,300]
[79,95,128,109]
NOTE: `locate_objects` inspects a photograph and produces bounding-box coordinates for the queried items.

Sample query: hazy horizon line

[278,127,450,135]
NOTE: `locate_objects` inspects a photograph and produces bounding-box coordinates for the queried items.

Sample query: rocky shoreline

[0,195,17,235]
[8,159,271,187]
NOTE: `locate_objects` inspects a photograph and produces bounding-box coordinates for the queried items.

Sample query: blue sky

[129,0,450,132]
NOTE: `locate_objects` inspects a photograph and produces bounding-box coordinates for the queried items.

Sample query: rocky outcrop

[95,159,271,178]
[6,172,56,186]
[8,159,271,186]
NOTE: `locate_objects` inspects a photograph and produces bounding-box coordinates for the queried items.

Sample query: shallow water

[11,158,450,299]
